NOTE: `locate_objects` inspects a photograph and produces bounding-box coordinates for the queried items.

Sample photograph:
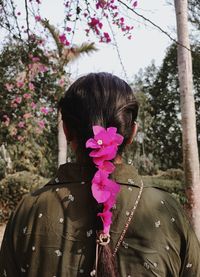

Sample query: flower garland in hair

[86,126,124,236]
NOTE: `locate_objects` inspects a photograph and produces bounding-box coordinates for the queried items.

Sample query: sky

[10,0,177,82]
[38,0,177,82]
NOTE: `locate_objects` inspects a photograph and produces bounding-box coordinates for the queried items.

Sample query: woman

[0,72,200,277]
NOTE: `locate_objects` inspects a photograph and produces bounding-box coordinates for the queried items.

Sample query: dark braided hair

[59,72,139,277]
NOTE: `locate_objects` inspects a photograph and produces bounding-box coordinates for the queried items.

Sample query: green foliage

[133,43,200,170]
[0,171,48,223]
[142,169,187,206]
[189,0,200,31]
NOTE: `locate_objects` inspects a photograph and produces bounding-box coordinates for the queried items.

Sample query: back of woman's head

[59,72,139,156]
[59,73,139,277]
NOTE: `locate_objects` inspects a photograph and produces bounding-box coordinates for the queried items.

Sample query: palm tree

[41,19,97,166]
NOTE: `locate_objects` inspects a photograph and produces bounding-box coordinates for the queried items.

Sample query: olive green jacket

[0,163,200,276]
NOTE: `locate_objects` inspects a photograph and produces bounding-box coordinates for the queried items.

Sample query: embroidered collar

[48,163,142,188]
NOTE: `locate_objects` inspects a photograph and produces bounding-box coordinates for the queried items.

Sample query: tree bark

[174,0,200,240]
[58,111,67,166]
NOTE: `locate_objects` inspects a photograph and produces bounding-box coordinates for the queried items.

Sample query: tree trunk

[174,0,200,240]
[58,111,67,166]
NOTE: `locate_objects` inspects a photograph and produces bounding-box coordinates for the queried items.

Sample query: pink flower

[38,120,45,129]
[23,93,31,99]
[5,83,14,92]
[28,82,35,91]
[98,161,115,173]
[32,56,40,62]
[91,170,120,203]
[38,64,48,73]
[30,102,36,109]
[23,113,32,119]
[66,27,72,32]
[98,210,112,234]
[17,135,24,142]
[40,107,49,115]
[59,34,70,46]
[101,32,111,43]
[15,97,22,104]
[89,18,103,29]
[16,81,24,88]
[86,126,123,165]
[35,15,41,22]
[132,1,138,8]
[18,121,25,128]
[3,115,10,126]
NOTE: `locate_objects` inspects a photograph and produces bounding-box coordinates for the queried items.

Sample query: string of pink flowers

[86,125,124,235]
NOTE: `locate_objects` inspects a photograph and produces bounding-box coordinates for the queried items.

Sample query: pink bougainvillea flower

[32,56,40,62]
[30,102,36,109]
[23,113,32,119]
[5,83,14,92]
[98,210,112,234]
[35,15,41,22]
[98,161,115,173]
[17,135,24,142]
[14,97,22,104]
[3,115,10,126]
[40,107,49,115]
[16,81,24,88]
[38,120,45,129]
[23,93,31,99]
[86,125,123,165]
[28,82,35,91]
[132,1,138,8]
[91,169,120,203]
[66,27,72,32]
[59,34,70,46]
[18,121,25,128]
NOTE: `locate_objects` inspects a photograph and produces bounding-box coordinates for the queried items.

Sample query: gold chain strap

[112,180,144,257]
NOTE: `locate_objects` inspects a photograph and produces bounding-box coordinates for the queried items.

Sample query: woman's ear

[127,122,138,145]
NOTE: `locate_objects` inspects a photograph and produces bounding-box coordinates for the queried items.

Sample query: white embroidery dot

[59,218,64,223]
[32,246,35,251]
[81,181,85,185]
[143,262,150,269]
[171,217,175,222]
[153,262,158,267]
[122,241,129,249]
[38,213,43,218]
[87,229,93,237]
[128,159,132,165]
[128,186,133,191]
[56,188,59,192]
[21,267,26,273]
[126,211,130,216]
[128,178,134,185]
[155,220,161,228]
[165,245,170,251]
[161,200,165,204]
[90,270,96,276]
[23,226,27,234]
[3,270,7,277]
[55,250,62,256]
[97,139,103,145]
[55,177,59,183]
[186,263,192,268]
[68,194,74,201]
[127,275,131,277]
